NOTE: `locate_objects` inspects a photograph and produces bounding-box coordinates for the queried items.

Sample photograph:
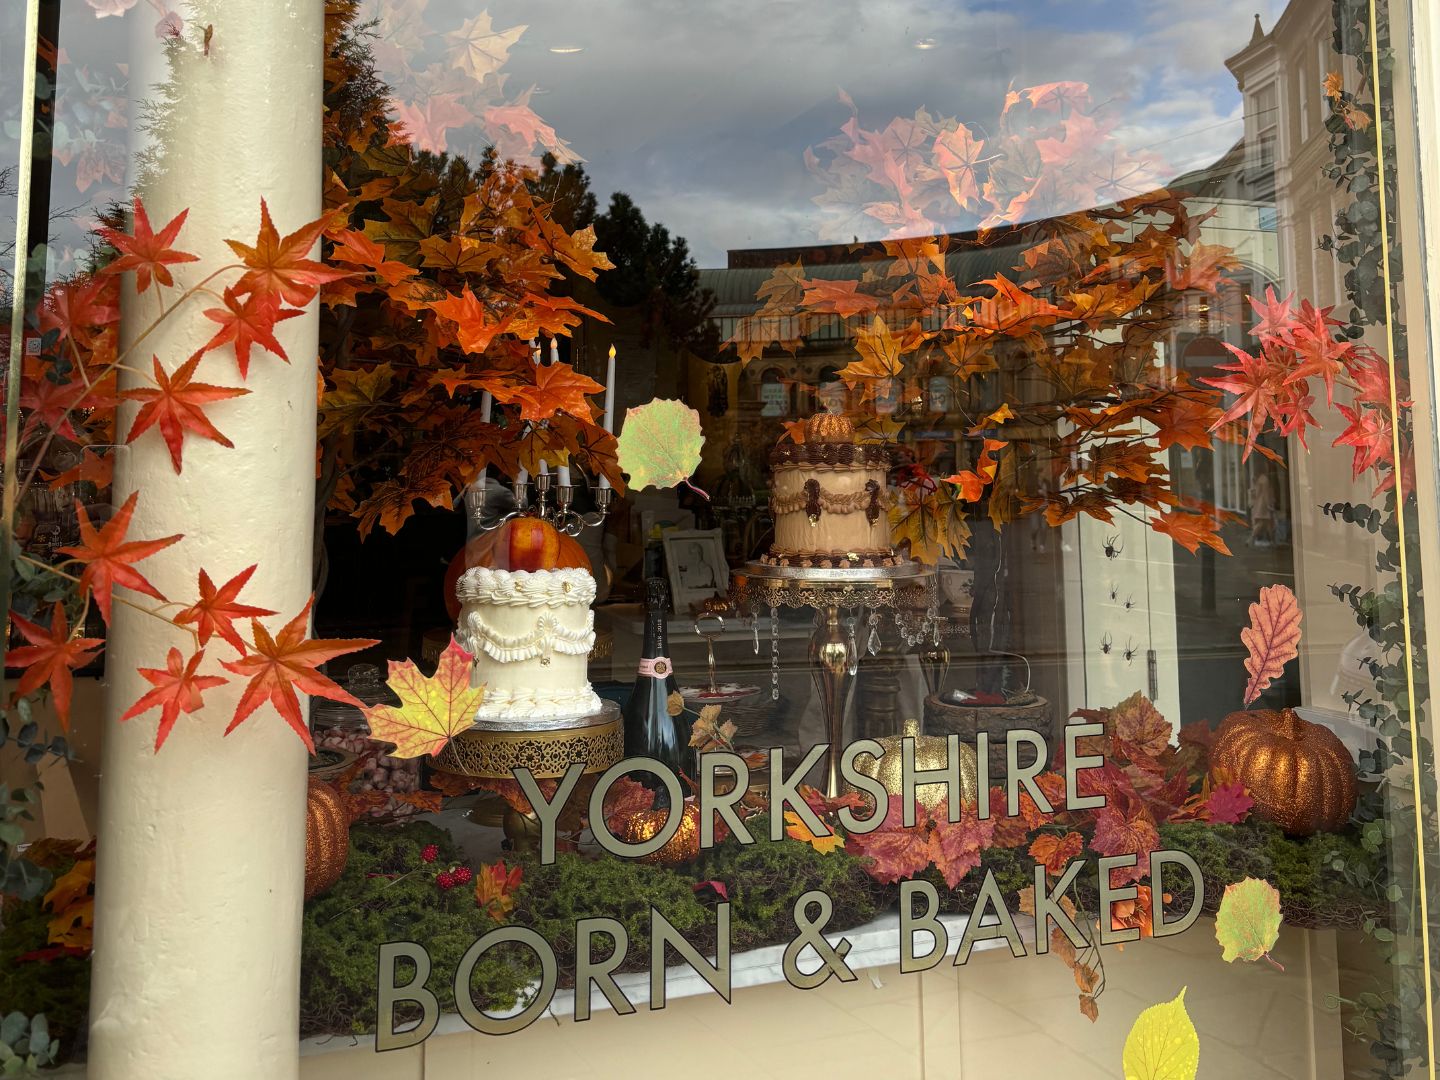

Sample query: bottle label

[638,656,673,678]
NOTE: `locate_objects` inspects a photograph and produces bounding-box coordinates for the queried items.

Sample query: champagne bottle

[623,577,692,800]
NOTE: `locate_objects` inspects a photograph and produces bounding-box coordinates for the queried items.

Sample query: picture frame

[663,528,729,612]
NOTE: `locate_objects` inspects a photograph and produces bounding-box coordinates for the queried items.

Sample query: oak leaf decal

[1240,584,1302,706]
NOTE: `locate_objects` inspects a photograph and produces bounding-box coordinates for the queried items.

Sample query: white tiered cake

[455,566,602,721]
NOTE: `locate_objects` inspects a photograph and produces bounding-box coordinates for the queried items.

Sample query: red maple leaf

[390,93,471,155]
[20,369,117,442]
[1203,782,1254,825]
[55,492,183,624]
[219,596,378,750]
[844,799,934,883]
[173,564,277,654]
[197,287,303,378]
[1089,802,1159,883]
[120,647,228,751]
[1248,286,1298,343]
[1200,342,1290,457]
[121,354,250,472]
[39,276,120,349]
[225,199,351,307]
[97,197,200,294]
[6,604,103,731]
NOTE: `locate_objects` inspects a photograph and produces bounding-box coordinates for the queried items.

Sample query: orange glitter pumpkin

[618,799,719,866]
[305,778,350,900]
[1210,708,1357,835]
[805,411,855,445]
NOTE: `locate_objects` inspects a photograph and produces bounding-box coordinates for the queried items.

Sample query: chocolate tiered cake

[763,413,896,569]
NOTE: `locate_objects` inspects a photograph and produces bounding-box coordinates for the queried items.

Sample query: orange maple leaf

[474,859,524,922]
[364,637,486,758]
[1028,831,1085,876]
[220,596,378,750]
[56,492,183,624]
[198,286,303,378]
[98,197,200,294]
[799,278,879,320]
[6,603,104,731]
[1151,509,1231,557]
[173,564,277,655]
[494,361,603,422]
[225,198,351,308]
[429,286,513,356]
[48,448,114,492]
[329,228,416,286]
[942,438,1006,501]
[121,354,250,473]
[784,810,843,854]
[120,647,229,751]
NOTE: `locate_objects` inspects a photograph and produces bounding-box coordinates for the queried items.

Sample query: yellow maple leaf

[890,484,972,564]
[1122,988,1199,1080]
[784,811,843,854]
[320,363,395,440]
[364,637,485,758]
[840,316,919,395]
[44,858,96,951]
[446,12,526,84]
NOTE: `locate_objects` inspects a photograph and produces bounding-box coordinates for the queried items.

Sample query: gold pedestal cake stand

[431,700,624,780]
[730,562,938,798]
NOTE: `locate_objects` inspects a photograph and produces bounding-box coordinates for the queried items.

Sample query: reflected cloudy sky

[2,0,1282,277]
[459,0,1281,265]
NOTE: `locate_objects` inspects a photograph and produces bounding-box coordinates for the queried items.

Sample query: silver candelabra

[464,473,614,536]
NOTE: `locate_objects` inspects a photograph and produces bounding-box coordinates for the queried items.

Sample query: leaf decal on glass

[1122,988,1200,1080]
[1214,877,1284,969]
[1240,583,1303,706]
[616,398,707,494]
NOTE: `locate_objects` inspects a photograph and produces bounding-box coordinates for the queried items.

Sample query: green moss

[0,856,90,1061]
[516,852,713,979]
[300,822,534,1037]
[1146,821,1380,929]
[928,844,1037,914]
[699,814,883,948]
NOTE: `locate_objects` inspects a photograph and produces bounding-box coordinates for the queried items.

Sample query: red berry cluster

[420,844,439,864]
[434,865,474,890]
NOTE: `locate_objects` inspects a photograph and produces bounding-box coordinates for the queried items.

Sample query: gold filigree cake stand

[430,700,623,780]
[730,562,937,798]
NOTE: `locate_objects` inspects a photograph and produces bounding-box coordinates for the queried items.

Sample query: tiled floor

[298,918,1355,1079]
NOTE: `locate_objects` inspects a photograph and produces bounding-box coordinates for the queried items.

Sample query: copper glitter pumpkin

[805,411,855,445]
[1210,708,1357,835]
[305,778,350,900]
[618,799,706,866]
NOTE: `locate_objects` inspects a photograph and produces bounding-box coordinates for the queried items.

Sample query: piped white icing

[457,566,595,607]
[455,566,599,721]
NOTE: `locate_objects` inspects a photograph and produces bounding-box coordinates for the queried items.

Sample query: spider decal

[1123,638,1138,664]
[1103,534,1124,559]
[1100,631,1114,655]
[1123,594,1137,611]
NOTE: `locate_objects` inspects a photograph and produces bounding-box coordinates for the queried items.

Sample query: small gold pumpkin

[805,411,855,445]
[618,798,708,866]
[305,778,350,900]
[850,718,978,815]
[1210,708,1357,835]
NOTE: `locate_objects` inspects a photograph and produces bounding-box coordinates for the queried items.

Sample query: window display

[1,0,1439,1077]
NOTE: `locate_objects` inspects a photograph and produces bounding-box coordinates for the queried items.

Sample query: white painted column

[89,4,323,1078]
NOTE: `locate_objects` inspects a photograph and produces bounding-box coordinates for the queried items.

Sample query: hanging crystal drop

[845,615,860,677]
[866,611,882,656]
[751,615,760,655]
[770,604,780,700]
